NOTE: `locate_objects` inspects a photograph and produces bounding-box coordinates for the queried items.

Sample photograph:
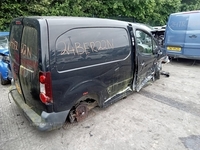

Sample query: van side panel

[49,26,133,112]
[164,11,200,59]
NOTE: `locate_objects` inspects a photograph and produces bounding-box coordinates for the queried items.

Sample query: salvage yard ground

[0,59,200,150]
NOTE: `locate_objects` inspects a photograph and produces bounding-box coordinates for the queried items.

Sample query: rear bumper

[9,86,70,131]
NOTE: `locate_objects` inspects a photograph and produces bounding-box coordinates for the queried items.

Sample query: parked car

[9,17,164,131]
[0,50,11,85]
[0,32,11,85]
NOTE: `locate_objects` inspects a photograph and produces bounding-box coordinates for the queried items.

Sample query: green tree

[1,0,199,30]
[151,0,181,25]
[0,0,51,30]
[181,0,200,11]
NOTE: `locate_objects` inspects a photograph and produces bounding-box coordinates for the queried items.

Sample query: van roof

[18,16,152,32]
[23,16,130,26]
[171,10,200,15]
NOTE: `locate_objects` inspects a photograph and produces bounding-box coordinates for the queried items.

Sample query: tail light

[39,72,53,104]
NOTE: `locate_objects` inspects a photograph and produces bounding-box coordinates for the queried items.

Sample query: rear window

[168,13,200,30]
[21,26,38,69]
[56,27,131,71]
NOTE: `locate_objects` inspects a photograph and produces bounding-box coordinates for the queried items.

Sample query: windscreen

[20,26,38,70]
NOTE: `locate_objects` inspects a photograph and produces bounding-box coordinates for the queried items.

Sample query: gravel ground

[0,59,200,150]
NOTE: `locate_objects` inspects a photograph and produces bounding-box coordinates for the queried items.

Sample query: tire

[1,74,9,85]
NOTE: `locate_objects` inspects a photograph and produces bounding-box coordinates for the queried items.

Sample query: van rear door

[10,18,47,114]
[10,18,24,99]
[165,13,188,53]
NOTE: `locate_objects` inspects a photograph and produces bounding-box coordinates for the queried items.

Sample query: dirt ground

[0,59,200,150]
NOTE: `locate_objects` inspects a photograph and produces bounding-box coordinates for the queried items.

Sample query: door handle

[189,35,197,38]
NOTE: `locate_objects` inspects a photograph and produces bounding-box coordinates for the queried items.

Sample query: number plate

[167,46,181,51]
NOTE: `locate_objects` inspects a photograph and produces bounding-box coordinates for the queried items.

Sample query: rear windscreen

[168,13,200,30]
[20,26,38,70]
[56,27,131,71]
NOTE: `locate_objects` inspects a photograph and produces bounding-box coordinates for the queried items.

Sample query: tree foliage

[0,0,200,31]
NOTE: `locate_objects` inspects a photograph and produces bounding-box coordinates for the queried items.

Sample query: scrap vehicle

[0,32,11,85]
[9,17,164,131]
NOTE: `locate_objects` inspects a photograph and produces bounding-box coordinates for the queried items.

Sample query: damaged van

[9,17,163,131]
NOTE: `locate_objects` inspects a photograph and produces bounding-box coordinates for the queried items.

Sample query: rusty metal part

[68,100,98,123]
[75,103,89,122]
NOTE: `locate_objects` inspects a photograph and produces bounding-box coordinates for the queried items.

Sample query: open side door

[134,29,160,92]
